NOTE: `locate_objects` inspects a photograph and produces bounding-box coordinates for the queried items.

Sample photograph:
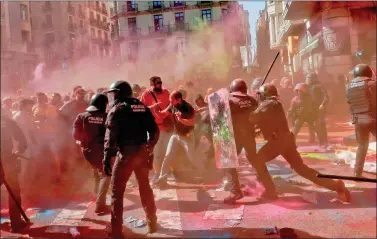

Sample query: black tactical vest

[346,77,372,115]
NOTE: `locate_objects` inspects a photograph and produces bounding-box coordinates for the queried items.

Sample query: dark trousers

[82,148,110,210]
[292,118,315,143]
[226,139,276,195]
[1,158,23,228]
[314,110,328,145]
[259,132,339,191]
[110,147,156,234]
[354,120,376,176]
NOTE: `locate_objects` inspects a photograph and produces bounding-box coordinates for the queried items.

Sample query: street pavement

[1,117,376,238]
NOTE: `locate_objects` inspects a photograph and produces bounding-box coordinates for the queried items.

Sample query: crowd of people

[1,63,375,237]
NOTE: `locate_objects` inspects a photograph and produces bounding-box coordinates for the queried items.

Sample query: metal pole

[261,51,280,85]
[3,179,30,222]
[317,173,377,183]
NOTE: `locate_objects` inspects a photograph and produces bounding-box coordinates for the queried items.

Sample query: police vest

[346,77,372,115]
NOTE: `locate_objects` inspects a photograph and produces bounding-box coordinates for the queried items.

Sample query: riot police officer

[346,64,376,177]
[103,81,160,238]
[249,84,351,203]
[224,79,277,204]
[249,77,263,99]
[73,94,110,215]
[305,72,329,146]
[1,110,29,232]
[288,83,315,143]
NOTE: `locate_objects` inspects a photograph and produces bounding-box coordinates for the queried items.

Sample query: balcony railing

[89,17,100,27]
[96,3,101,12]
[282,1,292,20]
[101,6,108,16]
[149,25,169,34]
[170,1,186,8]
[101,21,110,31]
[170,23,189,32]
[122,4,138,14]
[42,22,53,29]
[68,5,75,16]
[42,3,52,13]
[127,28,141,37]
[78,27,87,35]
[197,1,214,7]
[91,37,103,44]
[68,23,77,32]
[79,9,85,19]
[26,41,35,52]
[148,1,167,11]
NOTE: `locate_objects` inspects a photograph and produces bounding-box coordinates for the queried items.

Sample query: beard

[153,87,162,93]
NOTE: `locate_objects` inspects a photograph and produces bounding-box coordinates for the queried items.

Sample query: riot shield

[208,88,238,168]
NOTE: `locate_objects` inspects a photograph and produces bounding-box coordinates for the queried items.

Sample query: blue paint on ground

[37,209,55,216]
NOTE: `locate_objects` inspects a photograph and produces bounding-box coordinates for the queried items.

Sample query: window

[154,14,163,30]
[90,11,94,19]
[21,30,30,43]
[69,16,73,24]
[69,33,75,41]
[128,17,136,32]
[45,33,55,44]
[80,20,84,27]
[45,14,52,26]
[174,1,184,7]
[221,8,228,17]
[175,12,184,22]
[201,9,212,21]
[91,28,95,38]
[20,4,28,21]
[97,30,101,38]
[96,14,101,21]
[129,42,139,61]
[153,1,162,8]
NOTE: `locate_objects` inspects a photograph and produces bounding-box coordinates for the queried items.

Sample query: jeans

[159,133,206,179]
[153,130,173,174]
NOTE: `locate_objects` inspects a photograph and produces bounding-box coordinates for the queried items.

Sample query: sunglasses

[156,81,162,85]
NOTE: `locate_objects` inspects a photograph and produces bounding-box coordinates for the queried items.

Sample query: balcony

[96,3,101,13]
[101,6,108,16]
[121,28,141,38]
[91,37,103,45]
[277,18,305,44]
[122,4,138,14]
[149,25,169,34]
[170,23,189,32]
[68,23,77,32]
[42,3,52,13]
[42,22,53,30]
[197,1,214,7]
[170,1,186,9]
[26,41,35,52]
[78,9,85,19]
[148,1,167,12]
[68,5,75,16]
[101,21,110,31]
[89,17,99,27]
[283,1,317,21]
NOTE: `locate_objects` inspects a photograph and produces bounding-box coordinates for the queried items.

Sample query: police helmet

[86,93,108,112]
[305,72,318,85]
[230,78,248,95]
[294,83,309,94]
[108,81,133,98]
[133,84,141,93]
[353,64,373,78]
[251,77,263,90]
[259,83,278,98]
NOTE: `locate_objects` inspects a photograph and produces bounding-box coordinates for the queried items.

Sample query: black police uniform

[307,79,329,145]
[225,92,277,203]
[1,113,28,231]
[73,105,110,213]
[104,98,160,236]
[250,96,350,202]
[346,76,376,177]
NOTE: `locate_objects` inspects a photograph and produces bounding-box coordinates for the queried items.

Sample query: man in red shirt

[140,76,174,181]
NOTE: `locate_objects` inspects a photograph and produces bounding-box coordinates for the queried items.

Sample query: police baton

[261,52,280,86]
[317,173,377,183]
[3,178,30,222]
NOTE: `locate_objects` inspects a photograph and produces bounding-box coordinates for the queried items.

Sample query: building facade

[30,1,114,73]
[110,1,250,83]
[1,1,38,93]
[275,1,376,84]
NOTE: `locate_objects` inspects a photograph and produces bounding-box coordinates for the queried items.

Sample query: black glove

[103,159,112,177]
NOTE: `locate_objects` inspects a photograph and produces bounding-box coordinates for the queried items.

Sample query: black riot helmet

[305,72,318,85]
[230,78,248,95]
[108,80,133,99]
[86,94,108,112]
[259,83,278,98]
[353,64,373,78]
[251,77,263,90]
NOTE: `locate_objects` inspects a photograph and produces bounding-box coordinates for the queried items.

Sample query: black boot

[224,191,244,204]
[147,215,157,233]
